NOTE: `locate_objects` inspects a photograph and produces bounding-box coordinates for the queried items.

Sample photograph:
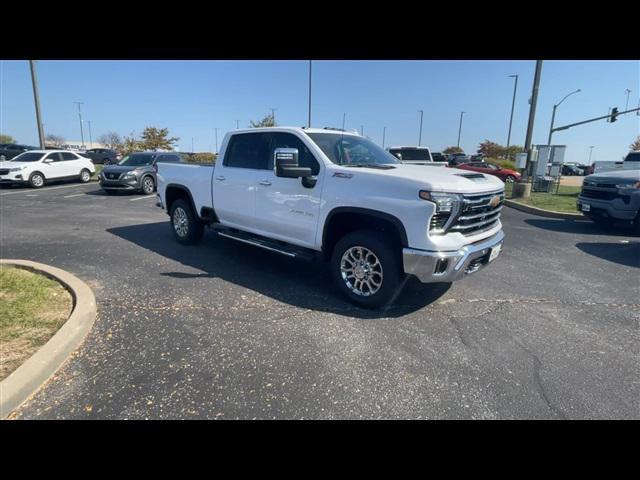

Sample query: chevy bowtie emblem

[489,195,501,208]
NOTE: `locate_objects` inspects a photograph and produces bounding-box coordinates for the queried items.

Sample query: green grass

[92,164,104,178]
[505,183,581,213]
[0,266,72,380]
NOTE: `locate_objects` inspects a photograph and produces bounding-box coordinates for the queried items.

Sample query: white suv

[0,150,96,188]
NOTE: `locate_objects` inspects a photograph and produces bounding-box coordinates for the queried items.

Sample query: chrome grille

[450,191,504,235]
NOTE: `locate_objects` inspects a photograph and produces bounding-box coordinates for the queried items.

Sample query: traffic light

[609,107,619,123]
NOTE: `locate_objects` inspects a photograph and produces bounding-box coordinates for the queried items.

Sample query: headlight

[9,167,25,172]
[122,173,136,180]
[419,191,463,213]
[616,182,640,190]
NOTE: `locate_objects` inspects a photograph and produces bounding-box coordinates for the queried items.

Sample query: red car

[455,161,521,183]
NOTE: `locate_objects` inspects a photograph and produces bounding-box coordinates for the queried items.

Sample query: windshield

[306,133,399,166]
[118,153,156,166]
[388,148,431,161]
[9,152,45,162]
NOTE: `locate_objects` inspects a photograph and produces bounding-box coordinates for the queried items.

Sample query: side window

[61,152,78,161]
[224,133,270,169]
[268,133,320,175]
[46,153,62,161]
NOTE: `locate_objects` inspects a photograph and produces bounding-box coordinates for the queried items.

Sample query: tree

[139,127,179,151]
[477,140,504,158]
[97,132,123,151]
[249,113,276,128]
[502,145,524,160]
[45,134,65,147]
[630,136,640,151]
[120,132,142,155]
[0,134,15,144]
[443,146,463,154]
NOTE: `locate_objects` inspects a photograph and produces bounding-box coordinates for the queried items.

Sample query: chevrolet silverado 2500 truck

[156,127,506,308]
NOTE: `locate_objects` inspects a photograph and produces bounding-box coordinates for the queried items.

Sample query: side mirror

[43,158,53,163]
[274,148,312,178]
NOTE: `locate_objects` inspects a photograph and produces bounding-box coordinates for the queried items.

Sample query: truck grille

[430,190,504,236]
[580,188,619,201]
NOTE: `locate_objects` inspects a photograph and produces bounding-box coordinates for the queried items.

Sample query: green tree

[477,140,504,158]
[45,134,65,147]
[97,132,123,151]
[502,145,524,160]
[139,127,179,151]
[443,146,463,154]
[120,132,142,155]
[630,136,640,151]
[0,134,16,144]
[249,113,276,128]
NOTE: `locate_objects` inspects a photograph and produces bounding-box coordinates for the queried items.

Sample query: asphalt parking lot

[1,181,638,419]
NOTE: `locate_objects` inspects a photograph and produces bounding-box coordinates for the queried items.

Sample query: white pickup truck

[156,127,505,308]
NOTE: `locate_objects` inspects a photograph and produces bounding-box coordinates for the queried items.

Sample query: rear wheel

[170,198,204,245]
[141,175,155,195]
[505,175,517,183]
[330,229,403,309]
[28,172,45,188]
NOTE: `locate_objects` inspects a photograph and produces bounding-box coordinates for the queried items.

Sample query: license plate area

[581,203,591,212]
[489,243,502,262]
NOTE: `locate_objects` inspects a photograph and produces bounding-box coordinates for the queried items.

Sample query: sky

[0,60,638,163]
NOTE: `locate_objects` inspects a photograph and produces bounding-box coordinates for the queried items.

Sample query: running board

[213,226,317,261]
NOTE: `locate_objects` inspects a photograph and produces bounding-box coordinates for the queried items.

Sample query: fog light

[434,258,449,275]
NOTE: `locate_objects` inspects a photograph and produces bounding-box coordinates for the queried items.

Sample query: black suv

[99,151,182,195]
[81,148,120,165]
[0,144,37,161]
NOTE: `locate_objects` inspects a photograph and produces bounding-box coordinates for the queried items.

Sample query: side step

[212,225,318,261]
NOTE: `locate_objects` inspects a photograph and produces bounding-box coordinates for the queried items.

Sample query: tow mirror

[274,148,312,178]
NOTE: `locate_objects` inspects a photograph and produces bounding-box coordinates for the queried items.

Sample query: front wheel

[330,229,403,309]
[28,172,45,188]
[170,198,204,245]
[141,176,155,195]
[79,169,91,183]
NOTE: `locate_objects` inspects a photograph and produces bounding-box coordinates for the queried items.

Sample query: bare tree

[45,134,65,147]
[97,132,123,151]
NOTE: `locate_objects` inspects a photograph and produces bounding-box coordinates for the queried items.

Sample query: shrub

[487,158,517,170]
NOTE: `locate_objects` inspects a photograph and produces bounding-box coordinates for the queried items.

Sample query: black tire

[79,168,91,183]
[505,175,517,183]
[28,171,45,188]
[330,229,403,309]
[170,198,204,245]
[141,175,155,195]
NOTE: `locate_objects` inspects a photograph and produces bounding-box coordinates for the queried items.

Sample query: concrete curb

[504,199,586,220]
[0,260,97,419]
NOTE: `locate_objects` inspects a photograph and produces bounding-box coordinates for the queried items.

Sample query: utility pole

[86,120,93,149]
[418,110,424,146]
[457,111,465,148]
[360,125,364,136]
[215,128,218,153]
[191,138,194,153]
[236,120,240,129]
[548,88,581,145]
[523,60,544,184]
[588,146,595,164]
[308,60,312,128]
[29,60,45,149]
[506,74,518,149]
[342,113,346,130]
[624,89,631,111]
[382,126,387,148]
[74,101,85,148]
[270,108,277,124]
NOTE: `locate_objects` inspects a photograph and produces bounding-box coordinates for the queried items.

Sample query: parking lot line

[0,183,95,196]
[129,196,156,202]
[63,193,85,198]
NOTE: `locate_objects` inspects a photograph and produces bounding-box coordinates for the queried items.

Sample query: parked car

[577,164,594,175]
[447,153,471,166]
[99,151,183,195]
[386,146,447,168]
[455,161,521,183]
[594,151,640,174]
[81,148,121,165]
[0,150,95,188]
[561,164,583,176]
[156,127,506,308]
[0,144,38,161]
[577,168,640,233]
[431,152,447,163]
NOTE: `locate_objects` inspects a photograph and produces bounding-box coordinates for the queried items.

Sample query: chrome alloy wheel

[340,246,383,296]
[143,177,154,194]
[32,174,44,187]
[173,207,189,238]
[81,170,91,182]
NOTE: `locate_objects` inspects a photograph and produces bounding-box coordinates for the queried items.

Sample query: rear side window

[45,152,62,161]
[268,133,320,175]
[156,154,181,163]
[61,152,78,161]
[224,133,270,169]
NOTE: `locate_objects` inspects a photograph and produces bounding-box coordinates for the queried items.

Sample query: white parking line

[0,183,96,196]
[130,196,156,202]
[63,193,85,198]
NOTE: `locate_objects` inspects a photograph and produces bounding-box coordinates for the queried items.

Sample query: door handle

[259,180,272,186]
[215,176,225,181]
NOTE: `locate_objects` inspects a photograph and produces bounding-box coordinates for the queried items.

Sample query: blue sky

[1,60,638,163]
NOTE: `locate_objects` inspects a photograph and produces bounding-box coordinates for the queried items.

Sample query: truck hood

[585,170,640,183]
[336,163,504,193]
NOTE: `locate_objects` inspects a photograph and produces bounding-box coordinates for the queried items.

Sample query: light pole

[270,108,277,124]
[29,60,45,149]
[624,89,631,111]
[191,138,194,153]
[342,113,346,130]
[360,125,364,136]
[506,74,518,149]
[86,120,93,149]
[215,128,218,153]
[547,88,581,145]
[74,102,85,147]
[523,60,544,186]
[308,60,312,128]
[418,110,424,146]
[457,111,465,148]
[235,120,240,129]
[588,146,595,164]
[382,126,387,149]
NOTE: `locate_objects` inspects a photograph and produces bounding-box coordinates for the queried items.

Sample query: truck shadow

[106,222,450,319]
[575,242,640,268]
[524,218,635,237]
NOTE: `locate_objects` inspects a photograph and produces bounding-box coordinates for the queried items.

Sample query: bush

[487,158,517,170]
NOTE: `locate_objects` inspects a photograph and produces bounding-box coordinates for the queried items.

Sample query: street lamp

[506,74,518,149]
[418,110,424,146]
[457,111,465,148]
[624,89,631,110]
[588,145,595,164]
[86,120,93,149]
[307,60,312,128]
[74,102,85,147]
[547,88,581,145]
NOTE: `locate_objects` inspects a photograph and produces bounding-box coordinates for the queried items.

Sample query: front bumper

[577,196,637,221]
[99,177,139,190]
[403,230,505,283]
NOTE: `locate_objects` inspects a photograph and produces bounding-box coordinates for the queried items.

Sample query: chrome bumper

[403,230,505,283]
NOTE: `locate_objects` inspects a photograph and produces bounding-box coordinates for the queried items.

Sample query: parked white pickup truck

[156,127,505,308]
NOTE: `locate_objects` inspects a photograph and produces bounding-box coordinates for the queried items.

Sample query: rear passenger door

[214,132,270,229]
[60,151,85,176]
